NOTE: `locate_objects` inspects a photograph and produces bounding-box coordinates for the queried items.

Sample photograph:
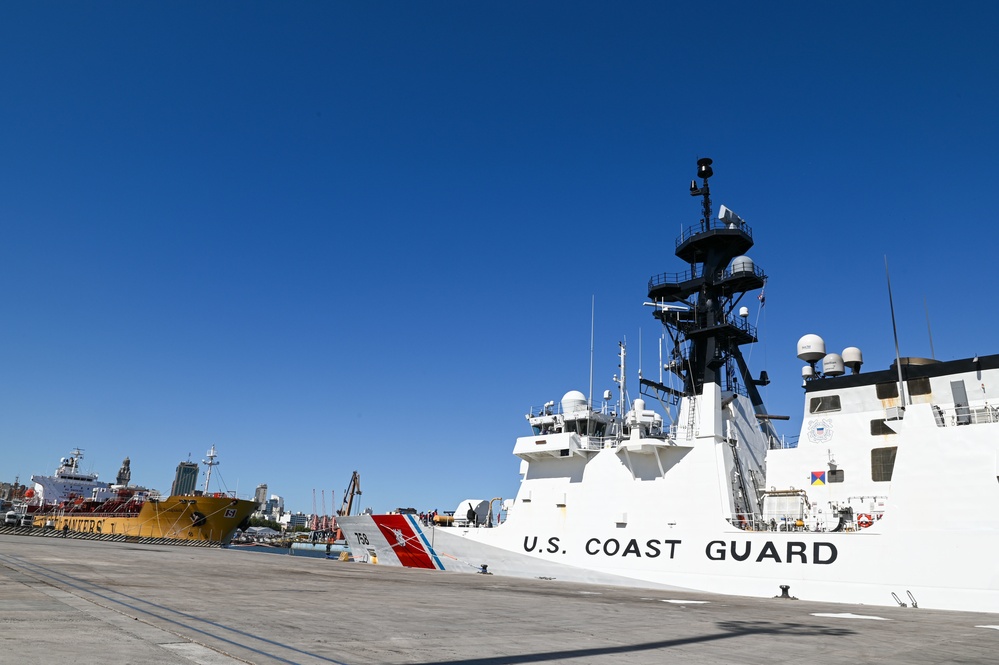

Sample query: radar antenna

[689,157,714,230]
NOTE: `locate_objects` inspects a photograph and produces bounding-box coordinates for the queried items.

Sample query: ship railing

[727,514,774,531]
[675,217,754,248]
[931,403,999,427]
[717,262,766,283]
[648,263,766,292]
[721,311,757,338]
[648,266,704,290]
[720,375,748,398]
[769,434,799,449]
[579,436,616,451]
[526,398,616,419]
[731,514,809,532]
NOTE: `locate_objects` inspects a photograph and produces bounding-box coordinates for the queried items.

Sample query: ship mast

[202,445,219,495]
[643,158,772,429]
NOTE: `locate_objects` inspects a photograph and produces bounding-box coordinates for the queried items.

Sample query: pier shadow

[413,620,856,665]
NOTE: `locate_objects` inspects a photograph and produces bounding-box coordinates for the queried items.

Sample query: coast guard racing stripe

[373,515,443,570]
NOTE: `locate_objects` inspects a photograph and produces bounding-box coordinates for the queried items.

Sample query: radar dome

[802,365,815,379]
[561,390,587,413]
[730,256,754,275]
[842,347,863,373]
[797,334,826,363]
[822,353,845,376]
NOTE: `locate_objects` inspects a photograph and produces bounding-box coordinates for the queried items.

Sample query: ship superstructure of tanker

[338,157,999,613]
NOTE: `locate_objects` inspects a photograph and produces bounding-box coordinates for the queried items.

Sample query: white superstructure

[29,448,110,505]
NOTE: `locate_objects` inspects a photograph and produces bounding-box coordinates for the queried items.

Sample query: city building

[287,512,308,529]
[170,461,199,496]
[254,483,268,507]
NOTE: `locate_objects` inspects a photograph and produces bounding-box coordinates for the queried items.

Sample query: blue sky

[2,3,997,516]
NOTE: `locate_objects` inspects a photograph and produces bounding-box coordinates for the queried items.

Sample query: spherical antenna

[822,353,845,377]
[842,347,863,374]
[796,334,826,363]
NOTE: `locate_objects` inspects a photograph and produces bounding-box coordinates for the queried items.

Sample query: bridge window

[876,382,899,399]
[828,469,845,483]
[809,395,841,413]
[564,418,607,437]
[871,446,897,482]
[908,377,931,396]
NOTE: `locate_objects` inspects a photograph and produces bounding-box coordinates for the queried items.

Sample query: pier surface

[1,533,996,664]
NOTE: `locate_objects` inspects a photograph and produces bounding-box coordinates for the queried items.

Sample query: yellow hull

[31,495,257,545]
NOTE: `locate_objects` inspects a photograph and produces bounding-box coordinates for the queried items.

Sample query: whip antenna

[885,256,906,407]
[588,296,595,407]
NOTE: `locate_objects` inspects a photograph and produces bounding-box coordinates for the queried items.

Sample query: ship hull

[338,512,999,613]
[28,495,257,545]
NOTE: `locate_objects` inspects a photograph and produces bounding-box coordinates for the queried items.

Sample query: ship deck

[1,532,997,664]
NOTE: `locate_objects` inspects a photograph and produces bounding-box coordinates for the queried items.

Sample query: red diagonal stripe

[374,515,436,569]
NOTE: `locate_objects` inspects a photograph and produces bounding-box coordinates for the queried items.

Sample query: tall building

[255,484,268,507]
[170,461,199,496]
[116,457,131,486]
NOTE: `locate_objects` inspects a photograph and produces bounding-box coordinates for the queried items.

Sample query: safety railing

[675,218,754,249]
[932,404,999,427]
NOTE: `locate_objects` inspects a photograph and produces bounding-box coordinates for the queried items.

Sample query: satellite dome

[822,353,845,376]
[797,334,826,363]
[561,390,587,413]
[842,347,863,373]
[730,255,754,275]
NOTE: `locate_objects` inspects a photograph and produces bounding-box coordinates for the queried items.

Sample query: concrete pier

[1,533,996,664]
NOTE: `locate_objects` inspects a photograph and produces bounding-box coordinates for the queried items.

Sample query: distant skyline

[2,3,998,516]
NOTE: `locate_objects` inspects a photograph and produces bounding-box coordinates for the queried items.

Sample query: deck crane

[332,471,361,542]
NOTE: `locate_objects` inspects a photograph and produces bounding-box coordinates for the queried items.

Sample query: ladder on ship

[685,395,697,441]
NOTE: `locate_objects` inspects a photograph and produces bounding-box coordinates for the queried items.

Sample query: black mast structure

[642,158,772,430]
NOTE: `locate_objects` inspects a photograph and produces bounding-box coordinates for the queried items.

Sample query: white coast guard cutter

[339,158,999,613]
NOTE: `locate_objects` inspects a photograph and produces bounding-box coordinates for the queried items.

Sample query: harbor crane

[333,471,361,542]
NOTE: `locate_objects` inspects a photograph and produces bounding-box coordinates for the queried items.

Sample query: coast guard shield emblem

[807,418,833,444]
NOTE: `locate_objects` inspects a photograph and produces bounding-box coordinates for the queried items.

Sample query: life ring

[857,513,873,528]
[191,511,207,528]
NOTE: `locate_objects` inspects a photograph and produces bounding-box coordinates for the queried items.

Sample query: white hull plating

[342,514,999,612]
